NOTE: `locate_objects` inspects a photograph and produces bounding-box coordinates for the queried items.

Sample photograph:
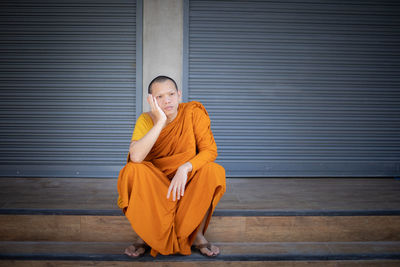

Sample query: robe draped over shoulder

[117,101,226,257]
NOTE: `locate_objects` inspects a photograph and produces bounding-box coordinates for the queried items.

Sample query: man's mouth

[164,106,173,111]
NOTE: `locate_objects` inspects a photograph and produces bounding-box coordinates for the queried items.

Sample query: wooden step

[0,241,399,266]
[1,178,399,243]
[1,178,400,212]
[1,213,399,243]
[1,177,400,266]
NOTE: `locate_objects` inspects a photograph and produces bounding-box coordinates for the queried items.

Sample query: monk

[117,75,226,258]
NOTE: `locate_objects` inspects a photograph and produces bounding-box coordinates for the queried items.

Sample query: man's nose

[163,96,171,104]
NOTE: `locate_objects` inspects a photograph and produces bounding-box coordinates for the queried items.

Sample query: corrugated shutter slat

[0,0,137,177]
[188,0,400,177]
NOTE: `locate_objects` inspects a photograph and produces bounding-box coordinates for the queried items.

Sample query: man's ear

[178,90,183,102]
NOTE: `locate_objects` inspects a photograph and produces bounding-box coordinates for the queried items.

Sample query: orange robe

[117,101,226,257]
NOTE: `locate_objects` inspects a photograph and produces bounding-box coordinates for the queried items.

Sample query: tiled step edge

[1,242,399,262]
[1,208,400,216]
[1,253,400,262]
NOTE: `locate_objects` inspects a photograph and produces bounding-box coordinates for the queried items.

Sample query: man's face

[150,80,182,117]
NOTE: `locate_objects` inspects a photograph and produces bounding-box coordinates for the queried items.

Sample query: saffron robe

[117,101,226,257]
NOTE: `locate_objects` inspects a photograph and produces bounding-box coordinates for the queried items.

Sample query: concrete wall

[142,0,183,112]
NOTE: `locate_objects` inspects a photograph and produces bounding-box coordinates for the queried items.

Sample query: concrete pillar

[142,0,183,112]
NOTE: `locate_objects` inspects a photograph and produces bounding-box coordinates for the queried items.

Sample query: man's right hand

[130,96,167,163]
[148,94,167,127]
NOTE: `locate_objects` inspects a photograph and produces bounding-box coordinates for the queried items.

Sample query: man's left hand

[167,162,192,201]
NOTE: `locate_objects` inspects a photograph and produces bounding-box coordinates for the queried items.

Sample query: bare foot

[193,233,220,257]
[124,240,148,258]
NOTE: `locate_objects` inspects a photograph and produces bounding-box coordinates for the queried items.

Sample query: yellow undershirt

[131,113,154,141]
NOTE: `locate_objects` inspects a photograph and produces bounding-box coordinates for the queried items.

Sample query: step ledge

[1,209,400,216]
[1,253,400,262]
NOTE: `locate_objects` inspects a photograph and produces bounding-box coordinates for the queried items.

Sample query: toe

[211,245,220,256]
[124,245,139,257]
[206,249,213,256]
[208,248,215,256]
[200,248,211,256]
[124,249,132,256]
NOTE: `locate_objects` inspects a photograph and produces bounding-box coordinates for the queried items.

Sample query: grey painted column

[142,0,183,112]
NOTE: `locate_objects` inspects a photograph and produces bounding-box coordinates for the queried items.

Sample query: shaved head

[148,75,178,94]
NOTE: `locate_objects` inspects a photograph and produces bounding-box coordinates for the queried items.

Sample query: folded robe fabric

[117,101,226,257]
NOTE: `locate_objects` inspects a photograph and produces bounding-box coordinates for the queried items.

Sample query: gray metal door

[185,0,400,177]
[0,0,140,178]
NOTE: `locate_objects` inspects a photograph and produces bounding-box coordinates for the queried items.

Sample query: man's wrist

[154,119,166,128]
[179,162,192,173]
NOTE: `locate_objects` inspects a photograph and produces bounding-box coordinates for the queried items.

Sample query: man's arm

[188,107,218,173]
[129,122,163,162]
[167,104,216,201]
[129,95,166,163]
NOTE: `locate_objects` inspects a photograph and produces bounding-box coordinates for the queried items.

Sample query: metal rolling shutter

[187,0,400,177]
[0,0,139,178]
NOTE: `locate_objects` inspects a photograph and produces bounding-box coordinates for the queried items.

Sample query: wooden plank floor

[1,241,400,267]
[1,241,400,256]
[2,214,399,242]
[1,177,400,266]
[0,178,400,211]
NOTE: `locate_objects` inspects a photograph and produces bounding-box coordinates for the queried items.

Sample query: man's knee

[191,162,226,193]
[205,163,226,186]
[124,162,155,181]
[127,161,158,173]
[196,162,225,177]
